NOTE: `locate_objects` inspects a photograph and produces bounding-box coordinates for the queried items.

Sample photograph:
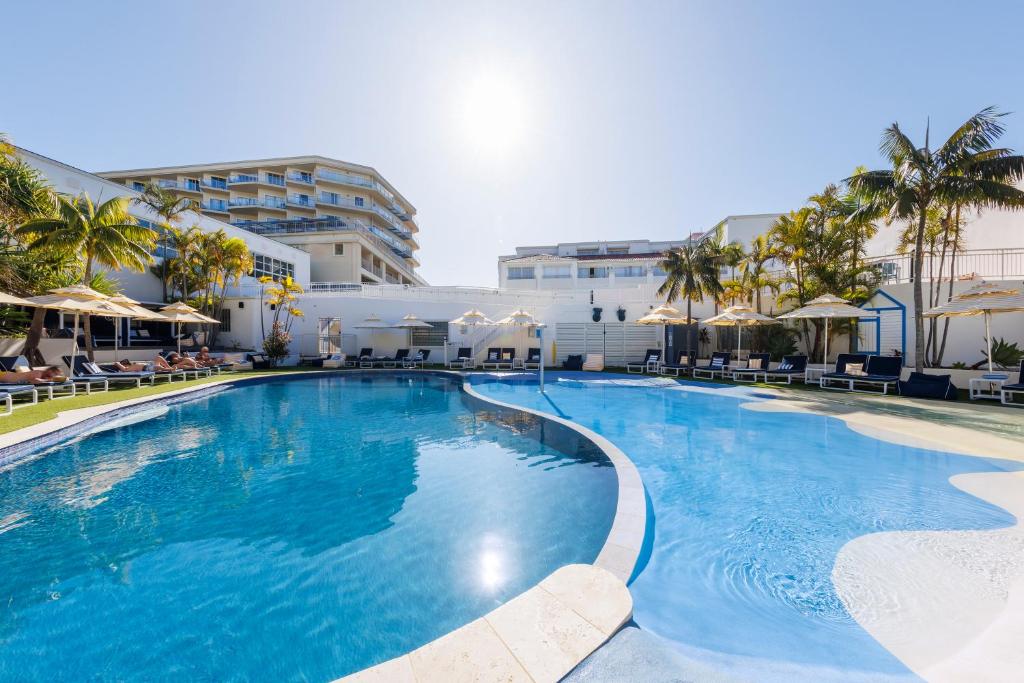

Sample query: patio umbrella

[496,310,547,389]
[924,281,1024,373]
[0,291,36,307]
[108,294,166,361]
[636,304,694,357]
[701,304,779,360]
[160,302,221,355]
[777,294,879,368]
[447,309,495,366]
[392,313,433,347]
[25,288,135,377]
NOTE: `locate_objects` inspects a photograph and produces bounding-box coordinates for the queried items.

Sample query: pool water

[472,373,1022,681]
[0,374,617,681]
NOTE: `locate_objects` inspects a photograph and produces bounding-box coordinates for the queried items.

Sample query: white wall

[16,146,312,299]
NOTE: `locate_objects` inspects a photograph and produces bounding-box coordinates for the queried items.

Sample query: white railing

[864,248,1024,284]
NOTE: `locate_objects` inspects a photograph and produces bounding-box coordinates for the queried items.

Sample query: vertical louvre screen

[555,323,657,366]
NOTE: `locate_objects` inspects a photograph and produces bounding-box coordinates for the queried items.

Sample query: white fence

[554,323,658,366]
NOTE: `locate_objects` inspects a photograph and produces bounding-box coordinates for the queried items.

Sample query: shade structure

[354,314,393,329]
[635,304,694,326]
[924,280,1024,373]
[701,305,779,360]
[109,294,167,321]
[494,309,540,327]
[160,302,221,355]
[777,294,879,367]
[391,313,433,329]
[0,291,36,307]
[449,309,494,326]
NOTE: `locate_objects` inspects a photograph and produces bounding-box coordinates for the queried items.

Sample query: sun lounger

[899,371,958,400]
[523,348,542,370]
[447,347,474,369]
[481,347,504,369]
[692,352,731,380]
[402,349,431,368]
[63,355,156,389]
[659,351,693,377]
[582,353,604,371]
[626,349,662,374]
[0,384,38,405]
[821,354,902,394]
[382,349,409,368]
[346,348,373,368]
[763,355,808,384]
[0,356,79,398]
[731,353,771,382]
[1000,360,1024,406]
[0,392,10,416]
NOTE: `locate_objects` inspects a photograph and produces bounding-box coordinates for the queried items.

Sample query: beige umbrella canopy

[354,313,392,329]
[637,304,694,358]
[495,309,541,326]
[777,294,878,366]
[449,309,495,326]
[701,304,779,360]
[25,288,136,375]
[391,313,433,329]
[160,302,220,354]
[109,294,167,321]
[0,292,36,307]
[924,281,1024,373]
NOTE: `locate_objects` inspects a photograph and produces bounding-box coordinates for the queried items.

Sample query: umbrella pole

[986,311,993,374]
[539,327,545,393]
[177,323,182,356]
[443,336,448,366]
[737,325,742,360]
[69,313,79,380]
[824,318,829,369]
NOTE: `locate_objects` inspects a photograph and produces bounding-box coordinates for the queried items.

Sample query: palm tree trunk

[912,210,928,373]
[23,307,47,366]
[686,298,693,360]
[161,232,169,303]
[935,205,961,367]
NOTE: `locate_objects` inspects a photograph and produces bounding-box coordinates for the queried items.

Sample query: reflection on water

[0,373,617,681]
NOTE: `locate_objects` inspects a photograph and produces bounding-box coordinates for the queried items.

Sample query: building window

[651,266,667,277]
[354,197,364,207]
[411,321,448,346]
[219,308,231,332]
[507,266,535,280]
[321,191,339,205]
[607,247,629,255]
[184,178,200,191]
[542,265,571,279]
[132,182,145,191]
[251,252,296,281]
[578,267,608,279]
[334,243,345,255]
[613,266,645,277]
[266,172,285,186]
[576,248,599,256]
[209,176,227,189]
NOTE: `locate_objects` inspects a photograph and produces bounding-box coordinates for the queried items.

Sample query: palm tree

[133,183,197,302]
[18,194,157,359]
[193,229,253,346]
[164,225,201,301]
[738,234,779,313]
[657,237,723,359]
[848,107,1024,372]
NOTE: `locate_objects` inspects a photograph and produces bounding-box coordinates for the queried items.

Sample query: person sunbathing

[193,347,220,367]
[0,366,67,385]
[162,352,199,369]
[110,360,148,372]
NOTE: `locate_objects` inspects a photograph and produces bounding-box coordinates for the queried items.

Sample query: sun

[456,71,529,159]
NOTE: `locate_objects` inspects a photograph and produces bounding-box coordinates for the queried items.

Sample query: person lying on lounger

[0,366,67,384]
[155,353,198,371]
[110,359,148,372]
[193,347,220,367]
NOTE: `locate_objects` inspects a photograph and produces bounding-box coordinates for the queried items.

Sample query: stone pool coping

[0,369,647,683]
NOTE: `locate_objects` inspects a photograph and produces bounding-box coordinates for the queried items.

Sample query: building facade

[99,156,424,286]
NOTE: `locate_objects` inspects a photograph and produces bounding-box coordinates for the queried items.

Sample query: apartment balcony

[316,168,376,191]
[156,179,201,194]
[201,178,229,192]
[228,174,259,186]
[286,172,315,186]
[286,194,316,210]
[317,194,369,212]
[228,197,286,212]
[201,200,229,214]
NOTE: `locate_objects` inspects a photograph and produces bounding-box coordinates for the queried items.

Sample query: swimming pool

[0,374,617,681]
[472,373,1022,681]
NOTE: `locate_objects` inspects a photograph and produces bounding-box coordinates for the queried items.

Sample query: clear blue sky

[3,1,1023,286]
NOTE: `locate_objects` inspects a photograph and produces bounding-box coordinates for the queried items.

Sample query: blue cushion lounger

[0,391,11,416]
[0,384,38,405]
[447,347,474,369]
[160,351,213,379]
[659,351,693,377]
[498,348,516,370]
[522,347,542,370]
[348,348,373,368]
[821,354,902,394]
[764,355,808,384]
[402,349,431,368]
[1000,360,1024,406]
[382,349,409,368]
[899,372,958,401]
[481,347,504,370]
[626,349,662,374]
[63,355,157,388]
[0,356,79,398]
[731,353,771,383]
[692,352,731,380]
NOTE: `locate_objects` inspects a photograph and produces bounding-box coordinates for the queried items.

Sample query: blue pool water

[0,374,617,681]
[472,373,1022,681]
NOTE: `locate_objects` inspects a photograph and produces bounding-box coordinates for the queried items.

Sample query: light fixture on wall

[238,301,245,309]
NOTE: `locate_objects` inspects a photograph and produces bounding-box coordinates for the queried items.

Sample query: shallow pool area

[0,374,618,681]
[472,373,1023,681]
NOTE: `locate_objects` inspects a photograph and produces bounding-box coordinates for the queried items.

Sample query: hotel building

[100,156,425,286]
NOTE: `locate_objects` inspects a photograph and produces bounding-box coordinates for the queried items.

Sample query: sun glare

[456,71,529,159]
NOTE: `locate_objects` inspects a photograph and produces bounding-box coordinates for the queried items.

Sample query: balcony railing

[287,194,316,208]
[156,179,201,192]
[228,174,258,184]
[265,175,286,187]
[287,172,314,185]
[864,248,1024,284]
[317,168,375,190]
[202,178,228,190]
[201,200,229,212]
[227,197,286,210]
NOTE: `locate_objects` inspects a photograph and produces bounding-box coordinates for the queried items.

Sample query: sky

[2,0,1024,287]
